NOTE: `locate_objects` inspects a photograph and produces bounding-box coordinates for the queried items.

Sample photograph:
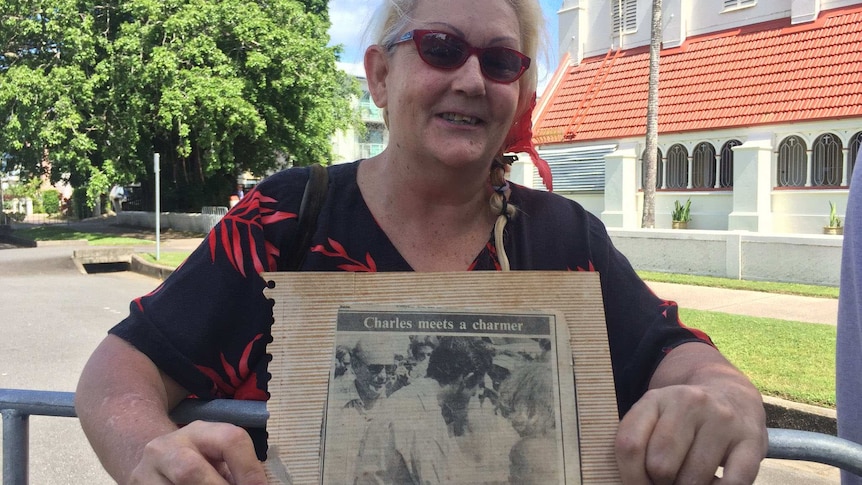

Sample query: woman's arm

[615,342,768,484]
[75,335,267,485]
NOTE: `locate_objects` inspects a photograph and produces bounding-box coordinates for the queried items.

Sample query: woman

[75,0,768,483]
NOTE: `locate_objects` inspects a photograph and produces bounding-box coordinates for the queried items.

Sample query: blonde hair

[367,0,545,270]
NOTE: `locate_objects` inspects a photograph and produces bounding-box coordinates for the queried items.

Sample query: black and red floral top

[110,160,711,455]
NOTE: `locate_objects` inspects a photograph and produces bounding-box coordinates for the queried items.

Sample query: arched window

[666,144,689,189]
[692,142,717,189]
[719,140,741,188]
[641,147,663,189]
[811,133,843,186]
[849,131,862,184]
[777,136,807,187]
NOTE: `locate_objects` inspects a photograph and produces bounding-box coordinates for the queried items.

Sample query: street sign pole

[154,153,161,260]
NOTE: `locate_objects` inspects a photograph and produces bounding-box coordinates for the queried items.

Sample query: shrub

[42,190,61,215]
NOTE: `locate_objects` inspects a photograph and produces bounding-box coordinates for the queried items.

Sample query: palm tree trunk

[642,0,662,228]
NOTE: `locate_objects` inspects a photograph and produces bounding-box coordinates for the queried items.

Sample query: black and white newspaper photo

[320,306,580,484]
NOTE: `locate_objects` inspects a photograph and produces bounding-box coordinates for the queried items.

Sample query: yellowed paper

[263,271,620,484]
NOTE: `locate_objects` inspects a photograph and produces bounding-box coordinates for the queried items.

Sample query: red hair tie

[503,93,553,191]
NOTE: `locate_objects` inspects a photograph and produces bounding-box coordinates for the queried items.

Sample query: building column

[602,143,638,229]
[728,135,773,232]
[508,152,535,189]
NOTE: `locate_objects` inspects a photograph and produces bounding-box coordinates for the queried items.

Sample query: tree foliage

[0,0,357,211]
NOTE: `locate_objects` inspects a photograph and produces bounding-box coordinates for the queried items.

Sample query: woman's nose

[452,54,486,96]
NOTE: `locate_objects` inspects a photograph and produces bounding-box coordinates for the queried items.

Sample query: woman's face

[373,0,524,171]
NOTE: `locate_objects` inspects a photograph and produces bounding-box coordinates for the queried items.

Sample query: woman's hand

[129,421,267,485]
[615,343,768,484]
[76,336,268,485]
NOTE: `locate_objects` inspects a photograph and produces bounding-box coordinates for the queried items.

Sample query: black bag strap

[286,163,329,271]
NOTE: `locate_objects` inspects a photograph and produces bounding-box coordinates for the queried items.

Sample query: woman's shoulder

[251,161,358,203]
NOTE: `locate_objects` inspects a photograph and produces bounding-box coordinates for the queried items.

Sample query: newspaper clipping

[320,306,580,484]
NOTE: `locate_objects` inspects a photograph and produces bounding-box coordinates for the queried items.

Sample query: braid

[490,159,517,271]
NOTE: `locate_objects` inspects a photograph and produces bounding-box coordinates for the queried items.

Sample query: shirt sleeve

[109,167,311,401]
[584,214,714,416]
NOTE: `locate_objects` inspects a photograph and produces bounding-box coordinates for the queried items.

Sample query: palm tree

[642,0,662,228]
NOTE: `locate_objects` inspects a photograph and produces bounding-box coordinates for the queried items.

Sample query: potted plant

[824,201,843,235]
[671,198,692,229]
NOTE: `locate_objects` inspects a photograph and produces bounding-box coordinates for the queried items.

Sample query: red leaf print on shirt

[196,334,267,400]
[312,238,377,272]
[208,188,297,277]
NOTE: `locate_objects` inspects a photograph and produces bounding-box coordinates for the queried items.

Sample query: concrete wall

[117,211,219,235]
[608,228,843,286]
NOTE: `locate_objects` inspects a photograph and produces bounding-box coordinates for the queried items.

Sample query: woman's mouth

[441,113,480,126]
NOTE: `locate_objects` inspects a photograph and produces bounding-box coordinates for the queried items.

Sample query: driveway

[0,244,159,484]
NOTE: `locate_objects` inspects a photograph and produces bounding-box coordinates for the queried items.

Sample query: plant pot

[672,221,688,229]
[823,226,843,235]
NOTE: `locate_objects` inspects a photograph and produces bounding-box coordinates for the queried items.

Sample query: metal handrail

[3,388,862,484]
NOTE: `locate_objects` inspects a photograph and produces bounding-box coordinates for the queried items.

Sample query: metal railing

[3,388,862,484]
[201,206,229,232]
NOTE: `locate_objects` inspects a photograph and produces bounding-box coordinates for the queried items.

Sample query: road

[0,243,158,484]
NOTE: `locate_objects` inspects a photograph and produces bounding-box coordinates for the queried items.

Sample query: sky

[326,0,563,95]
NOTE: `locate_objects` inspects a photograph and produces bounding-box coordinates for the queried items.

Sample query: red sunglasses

[390,29,531,84]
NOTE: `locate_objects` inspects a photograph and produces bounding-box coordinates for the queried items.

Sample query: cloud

[328,0,381,63]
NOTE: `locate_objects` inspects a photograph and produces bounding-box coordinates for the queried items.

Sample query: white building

[332,65,388,164]
[525,0,862,234]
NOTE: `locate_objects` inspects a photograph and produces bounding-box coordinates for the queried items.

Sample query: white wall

[608,228,843,286]
[569,0,861,62]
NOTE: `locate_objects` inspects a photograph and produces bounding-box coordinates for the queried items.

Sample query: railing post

[2,409,29,485]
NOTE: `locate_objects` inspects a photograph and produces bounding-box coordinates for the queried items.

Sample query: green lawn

[638,270,839,299]
[13,226,153,246]
[681,308,836,408]
[139,252,191,267]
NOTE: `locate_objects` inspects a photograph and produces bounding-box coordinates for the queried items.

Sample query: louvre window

[612,0,637,35]
[723,0,756,10]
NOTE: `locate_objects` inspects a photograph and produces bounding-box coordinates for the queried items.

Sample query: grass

[13,226,153,246]
[139,252,191,268]
[681,308,836,408]
[638,270,839,299]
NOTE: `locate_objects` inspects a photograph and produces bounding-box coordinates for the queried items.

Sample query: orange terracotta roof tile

[534,4,862,145]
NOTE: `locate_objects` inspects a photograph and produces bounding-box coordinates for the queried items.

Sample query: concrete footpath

[648,280,838,326]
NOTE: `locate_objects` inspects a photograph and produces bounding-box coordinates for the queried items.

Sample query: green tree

[0,1,107,194]
[0,0,357,212]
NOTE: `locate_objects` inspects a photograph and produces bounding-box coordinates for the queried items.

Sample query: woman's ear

[364,45,389,109]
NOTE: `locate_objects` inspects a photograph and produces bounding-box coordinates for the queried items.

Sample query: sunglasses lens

[418,32,469,69]
[480,48,525,83]
[411,31,528,83]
